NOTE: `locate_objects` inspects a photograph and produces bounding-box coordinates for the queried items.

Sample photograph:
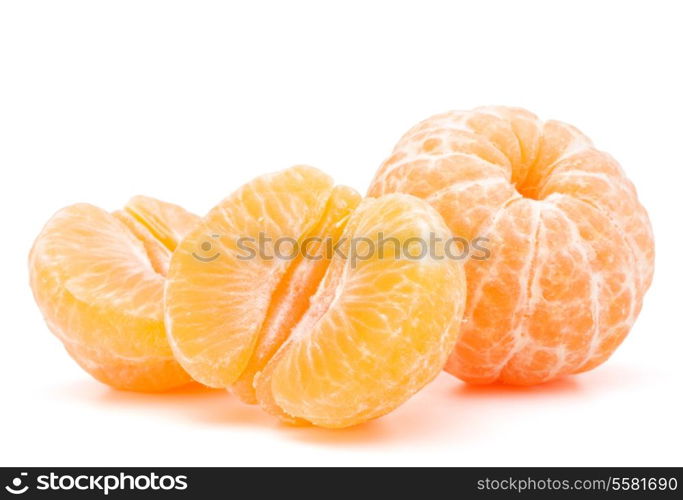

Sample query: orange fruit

[29,196,199,391]
[165,165,466,428]
[369,106,654,385]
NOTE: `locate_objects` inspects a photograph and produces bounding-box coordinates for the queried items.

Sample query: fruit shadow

[288,365,645,445]
[453,376,582,398]
[57,378,473,446]
[451,363,643,400]
[94,383,460,445]
[280,373,583,446]
[57,366,639,447]
[266,373,595,446]
[59,381,275,428]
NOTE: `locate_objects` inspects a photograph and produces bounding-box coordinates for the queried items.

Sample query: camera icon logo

[5,472,29,494]
[192,234,221,262]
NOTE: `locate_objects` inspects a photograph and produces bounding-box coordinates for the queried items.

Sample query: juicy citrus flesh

[29,196,199,391]
[165,165,466,428]
[256,192,466,428]
[368,106,654,385]
[230,184,360,404]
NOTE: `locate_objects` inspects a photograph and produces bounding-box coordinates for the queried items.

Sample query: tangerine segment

[369,106,654,385]
[164,166,352,389]
[29,197,199,391]
[165,166,466,428]
[231,184,361,404]
[257,194,466,428]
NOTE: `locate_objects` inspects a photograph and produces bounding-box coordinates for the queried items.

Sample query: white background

[1,1,681,467]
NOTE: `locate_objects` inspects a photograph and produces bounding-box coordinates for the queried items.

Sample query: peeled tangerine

[369,106,654,385]
[29,196,199,391]
[165,165,466,428]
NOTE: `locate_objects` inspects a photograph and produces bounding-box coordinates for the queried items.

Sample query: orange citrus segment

[165,166,466,427]
[164,166,340,388]
[260,194,466,428]
[124,195,200,252]
[113,209,171,276]
[29,197,199,391]
[231,185,361,403]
